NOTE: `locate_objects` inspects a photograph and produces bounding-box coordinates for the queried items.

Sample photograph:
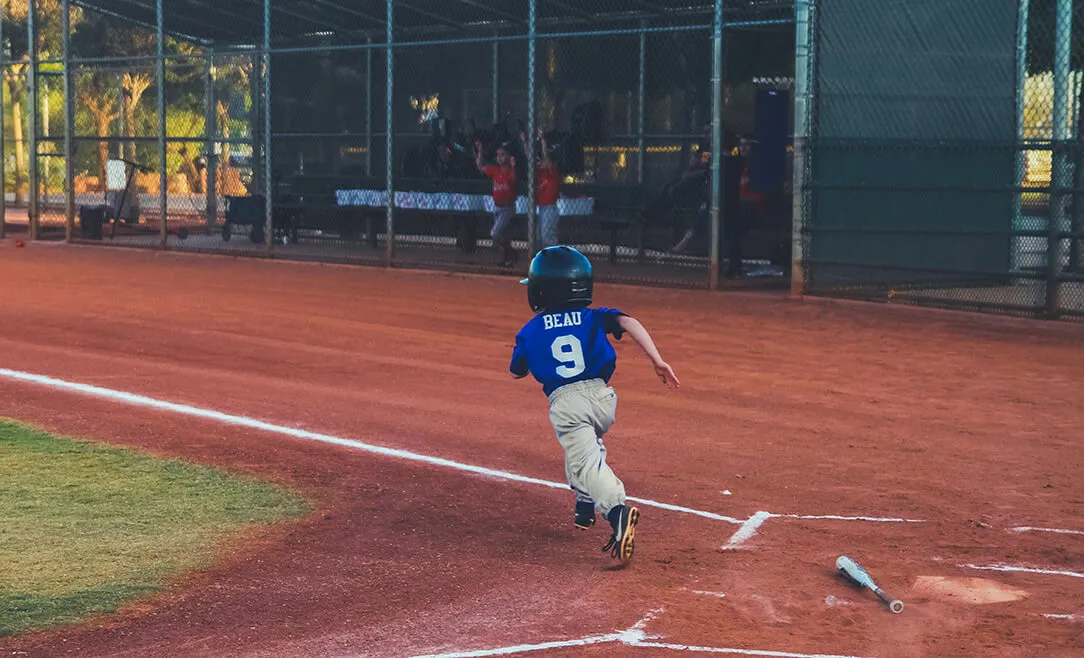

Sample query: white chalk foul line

[412,610,862,658]
[410,632,625,657]
[628,642,861,657]
[781,514,926,523]
[962,563,1084,579]
[1012,526,1084,536]
[0,368,741,524]
[413,632,862,658]
[723,511,773,550]
[718,511,926,551]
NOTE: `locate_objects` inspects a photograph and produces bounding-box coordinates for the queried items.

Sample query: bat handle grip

[874,588,904,614]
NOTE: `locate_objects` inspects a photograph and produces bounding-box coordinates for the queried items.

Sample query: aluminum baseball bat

[836,555,904,613]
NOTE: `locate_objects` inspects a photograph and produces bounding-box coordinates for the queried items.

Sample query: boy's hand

[653,360,680,389]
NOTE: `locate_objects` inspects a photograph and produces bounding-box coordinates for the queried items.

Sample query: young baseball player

[475,139,519,267]
[520,128,561,249]
[509,246,680,563]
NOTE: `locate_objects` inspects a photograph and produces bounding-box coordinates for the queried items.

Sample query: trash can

[79,205,107,240]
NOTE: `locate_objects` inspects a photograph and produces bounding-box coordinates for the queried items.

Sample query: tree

[121,71,152,160]
[77,73,119,190]
[70,13,154,165]
[2,0,66,204]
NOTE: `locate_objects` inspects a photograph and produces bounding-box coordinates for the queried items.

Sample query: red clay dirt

[0,242,1082,658]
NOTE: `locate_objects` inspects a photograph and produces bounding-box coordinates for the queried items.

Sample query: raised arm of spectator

[474,140,487,174]
[537,128,552,167]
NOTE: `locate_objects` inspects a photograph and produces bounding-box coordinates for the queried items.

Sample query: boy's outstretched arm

[616,315,680,388]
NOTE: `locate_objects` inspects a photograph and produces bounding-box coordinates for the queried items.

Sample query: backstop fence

[2,1,1082,320]
[2,0,795,291]
[795,0,1084,320]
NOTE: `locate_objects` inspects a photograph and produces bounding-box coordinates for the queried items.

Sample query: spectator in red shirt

[475,140,519,266]
[521,128,561,249]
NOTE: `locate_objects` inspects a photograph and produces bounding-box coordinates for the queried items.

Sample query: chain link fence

[3,0,796,291]
[797,0,1084,320]
[11,1,1082,320]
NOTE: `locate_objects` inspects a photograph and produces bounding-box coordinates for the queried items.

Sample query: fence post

[526,0,537,258]
[156,0,168,248]
[204,47,217,230]
[62,0,74,242]
[1047,0,1074,318]
[386,0,395,265]
[637,19,647,187]
[27,0,39,241]
[491,39,499,125]
[1012,0,1029,264]
[791,0,815,298]
[709,0,722,289]
[366,37,373,177]
[263,0,273,253]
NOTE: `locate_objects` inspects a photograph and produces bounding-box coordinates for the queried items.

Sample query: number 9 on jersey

[551,335,586,378]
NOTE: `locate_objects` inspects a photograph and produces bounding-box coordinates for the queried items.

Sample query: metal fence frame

[13,1,1078,321]
[792,0,1084,321]
[3,0,797,292]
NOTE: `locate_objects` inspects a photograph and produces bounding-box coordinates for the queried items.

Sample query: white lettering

[544,312,581,330]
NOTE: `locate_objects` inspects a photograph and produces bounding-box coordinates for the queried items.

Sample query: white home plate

[912,576,1028,605]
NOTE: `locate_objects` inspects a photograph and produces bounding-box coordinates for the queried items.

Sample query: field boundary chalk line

[0,367,924,536]
[410,608,864,658]
[962,563,1084,579]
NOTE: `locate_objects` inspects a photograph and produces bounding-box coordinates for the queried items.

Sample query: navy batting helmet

[521,246,593,313]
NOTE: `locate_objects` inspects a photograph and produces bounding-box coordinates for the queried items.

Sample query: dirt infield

[0,242,1082,658]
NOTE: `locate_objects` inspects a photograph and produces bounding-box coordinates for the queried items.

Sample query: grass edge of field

[0,417,315,638]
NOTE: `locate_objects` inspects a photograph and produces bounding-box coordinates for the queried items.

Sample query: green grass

[0,420,311,637]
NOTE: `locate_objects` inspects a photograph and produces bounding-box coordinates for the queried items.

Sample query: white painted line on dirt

[722,511,773,550]
[628,642,862,657]
[962,563,1084,579]
[689,589,728,599]
[781,514,926,523]
[0,368,743,524]
[626,497,741,524]
[410,632,625,657]
[1042,613,1081,621]
[412,608,862,658]
[1012,526,1084,536]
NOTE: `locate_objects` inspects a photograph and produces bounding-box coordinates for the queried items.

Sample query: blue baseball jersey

[510,305,628,396]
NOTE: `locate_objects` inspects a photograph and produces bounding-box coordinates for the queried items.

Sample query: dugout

[8,0,797,289]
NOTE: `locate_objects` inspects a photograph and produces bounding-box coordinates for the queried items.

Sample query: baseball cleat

[574,500,596,530]
[602,505,640,562]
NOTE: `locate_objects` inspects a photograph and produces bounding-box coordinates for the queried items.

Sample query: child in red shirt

[475,140,518,267]
[522,128,561,249]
